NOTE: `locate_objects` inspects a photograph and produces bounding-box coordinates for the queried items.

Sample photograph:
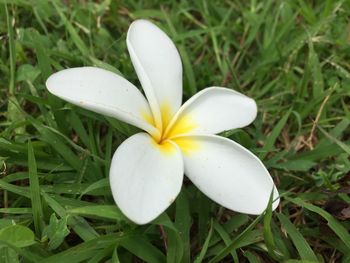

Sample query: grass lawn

[1,0,350,262]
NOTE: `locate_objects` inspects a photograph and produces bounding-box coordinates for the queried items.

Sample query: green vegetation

[1,0,349,262]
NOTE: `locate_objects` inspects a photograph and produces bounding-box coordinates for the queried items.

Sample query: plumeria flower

[46,19,279,224]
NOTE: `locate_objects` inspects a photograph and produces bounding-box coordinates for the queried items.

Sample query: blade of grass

[0,208,32,214]
[0,179,30,198]
[5,4,15,96]
[41,192,99,241]
[213,222,239,262]
[67,112,90,147]
[286,197,350,249]
[0,242,38,262]
[51,1,89,57]
[104,128,113,177]
[120,235,166,263]
[318,125,350,155]
[79,178,109,198]
[67,205,127,222]
[29,29,69,132]
[86,245,115,263]
[194,219,213,263]
[175,191,191,263]
[0,247,19,263]
[243,251,261,263]
[5,5,25,135]
[40,234,125,263]
[153,213,184,263]
[277,213,318,262]
[263,191,282,261]
[308,40,324,99]
[111,247,121,263]
[260,108,292,159]
[208,213,264,263]
[28,141,44,238]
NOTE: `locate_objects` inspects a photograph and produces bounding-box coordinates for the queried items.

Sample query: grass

[0,0,350,262]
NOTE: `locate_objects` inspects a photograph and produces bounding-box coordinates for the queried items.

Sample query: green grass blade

[153,213,184,263]
[40,234,123,263]
[67,205,126,221]
[308,40,324,99]
[287,197,350,249]
[243,251,260,263]
[277,213,318,262]
[209,213,264,263]
[260,108,292,159]
[120,235,166,263]
[28,141,44,238]
[5,4,15,95]
[0,179,30,198]
[175,191,191,263]
[51,1,89,57]
[318,126,350,155]
[194,220,213,263]
[213,221,239,262]
[41,192,98,241]
[263,191,281,260]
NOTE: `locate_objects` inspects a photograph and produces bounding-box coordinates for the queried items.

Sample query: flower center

[142,103,197,144]
[142,103,201,156]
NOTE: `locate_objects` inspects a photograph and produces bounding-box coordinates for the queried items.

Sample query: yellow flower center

[142,102,200,155]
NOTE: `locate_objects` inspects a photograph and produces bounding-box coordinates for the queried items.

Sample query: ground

[0,0,350,262]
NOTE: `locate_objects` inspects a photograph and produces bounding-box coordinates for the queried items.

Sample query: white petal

[172,135,279,214]
[46,67,159,137]
[109,133,184,224]
[127,19,183,130]
[165,87,257,138]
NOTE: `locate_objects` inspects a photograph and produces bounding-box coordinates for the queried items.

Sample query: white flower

[46,19,279,224]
